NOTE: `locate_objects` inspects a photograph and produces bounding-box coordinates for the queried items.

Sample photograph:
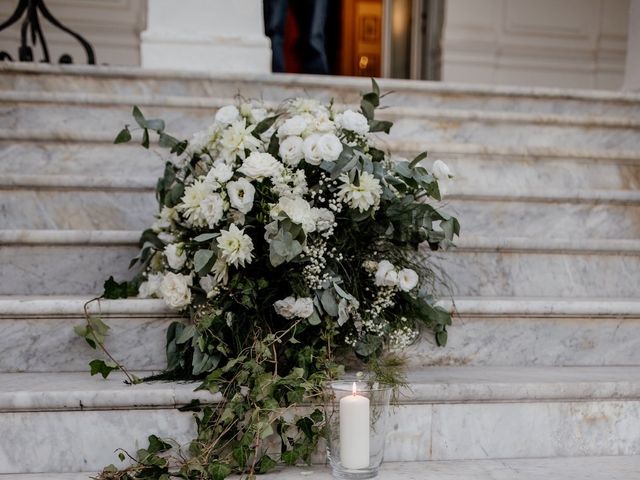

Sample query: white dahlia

[216,224,254,268]
[337,171,382,212]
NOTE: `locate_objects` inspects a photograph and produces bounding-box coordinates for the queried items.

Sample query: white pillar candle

[339,382,370,469]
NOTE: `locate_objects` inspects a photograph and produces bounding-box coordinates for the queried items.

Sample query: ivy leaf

[252,114,280,137]
[132,106,146,128]
[194,249,216,274]
[207,462,232,480]
[369,119,392,133]
[371,77,380,96]
[409,151,428,168]
[103,276,131,299]
[142,128,150,149]
[147,435,172,454]
[360,98,375,121]
[194,233,219,243]
[257,454,277,473]
[89,359,118,379]
[113,126,131,144]
[145,118,165,132]
[436,330,448,346]
[159,132,179,149]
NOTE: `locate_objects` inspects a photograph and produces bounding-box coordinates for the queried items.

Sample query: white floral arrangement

[113,80,458,373]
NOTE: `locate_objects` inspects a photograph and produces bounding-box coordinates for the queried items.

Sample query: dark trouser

[263,0,330,74]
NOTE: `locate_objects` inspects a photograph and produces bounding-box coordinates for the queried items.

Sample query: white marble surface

[0,244,139,295]
[2,62,639,117]
[1,368,640,471]
[2,296,640,370]
[3,456,640,479]
[430,248,640,298]
[0,409,197,473]
[3,97,640,151]
[0,372,214,411]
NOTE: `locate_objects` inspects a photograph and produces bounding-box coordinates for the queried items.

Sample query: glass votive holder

[325,380,392,479]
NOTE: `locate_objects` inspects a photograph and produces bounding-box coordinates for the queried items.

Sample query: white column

[140,0,271,73]
[623,0,640,91]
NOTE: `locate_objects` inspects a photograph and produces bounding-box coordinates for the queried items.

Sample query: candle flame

[352,382,357,396]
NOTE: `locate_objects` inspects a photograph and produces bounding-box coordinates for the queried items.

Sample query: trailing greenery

[77,80,459,479]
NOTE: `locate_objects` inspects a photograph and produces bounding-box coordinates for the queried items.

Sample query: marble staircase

[1,63,640,477]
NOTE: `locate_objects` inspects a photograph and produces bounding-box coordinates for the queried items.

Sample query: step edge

[3,62,640,103]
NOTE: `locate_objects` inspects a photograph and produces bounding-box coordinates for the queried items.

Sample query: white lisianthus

[337,171,382,212]
[238,152,283,181]
[159,272,192,309]
[337,109,369,135]
[205,163,234,185]
[278,115,308,138]
[302,134,323,165]
[398,268,419,291]
[432,160,453,180]
[200,193,225,228]
[138,272,163,298]
[227,177,255,214]
[316,133,343,162]
[215,105,240,126]
[219,119,261,163]
[276,196,317,233]
[274,296,314,319]
[217,224,254,267]
[164,243,187,270]
[375,260,399,287]
[279,136,304,167]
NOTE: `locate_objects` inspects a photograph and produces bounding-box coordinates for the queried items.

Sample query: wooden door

[340,0,383,77]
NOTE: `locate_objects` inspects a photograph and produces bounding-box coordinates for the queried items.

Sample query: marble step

[4,175,640,237]
[0,296,176,373]
[2,231,640,297]
[1,296,639,373]
[3,94,640,150]
[1,367,639,473]
[2,456,640,480]
[2,62,640,117]
[3,137,640,191]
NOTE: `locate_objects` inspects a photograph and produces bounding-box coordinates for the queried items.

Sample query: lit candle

[339,382,370,469]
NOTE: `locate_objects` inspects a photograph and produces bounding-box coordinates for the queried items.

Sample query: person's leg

[263,0,289,72]
[293,0,330,74]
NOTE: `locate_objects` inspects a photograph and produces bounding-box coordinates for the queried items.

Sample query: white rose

[164,243,187,270]
[312,207,335,232]
[159,272,192,309]
[337,109,369,135]
[215,105,240,125]
[238,152,283,181]
[278,115,308,137]
[316,133,343,162]
[398,268,419,292]
[227,177,255,214]
[274,296,297,319]
[277,196,316,233]
[274,296,314,319]
[206,163,234,185]
[138,273,163,298]
[279,136,305,167]
[293,297,314,318]
[302,134,323,165]
[432,160,452,180]
[200,193,225,228]
[375,260,398,287]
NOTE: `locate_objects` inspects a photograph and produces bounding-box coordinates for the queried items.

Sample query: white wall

[0,0,145,66]
[441,0,630,89]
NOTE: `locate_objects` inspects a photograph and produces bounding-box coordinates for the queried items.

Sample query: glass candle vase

[325,381,392,479]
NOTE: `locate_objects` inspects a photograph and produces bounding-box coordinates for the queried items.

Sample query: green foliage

[93,79,460,479]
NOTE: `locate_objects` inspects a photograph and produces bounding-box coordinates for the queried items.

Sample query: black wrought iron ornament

[0,0,96,64]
